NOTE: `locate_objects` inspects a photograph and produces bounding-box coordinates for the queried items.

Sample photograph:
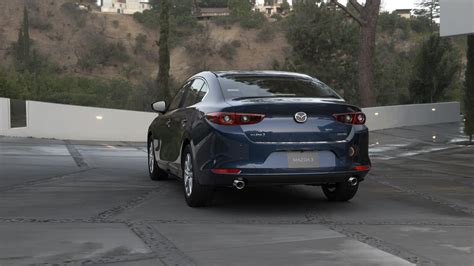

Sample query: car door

[157,82,191,166]
[167,78,206,175]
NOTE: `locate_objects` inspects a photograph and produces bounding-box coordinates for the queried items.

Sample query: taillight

[206,112,265,125]
[333,112,366,125]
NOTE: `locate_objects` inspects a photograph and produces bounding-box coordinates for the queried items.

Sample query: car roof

[211,70,313,79]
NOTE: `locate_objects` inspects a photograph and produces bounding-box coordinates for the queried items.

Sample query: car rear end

[194,73,370,189]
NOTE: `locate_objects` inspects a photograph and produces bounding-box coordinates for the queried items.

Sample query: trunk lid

[223,98,358,143]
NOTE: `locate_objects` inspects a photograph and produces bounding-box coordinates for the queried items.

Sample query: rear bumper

[199,169,369,187]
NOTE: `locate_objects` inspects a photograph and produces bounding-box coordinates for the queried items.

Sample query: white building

[254,0,292,16]
[97,0,151,14]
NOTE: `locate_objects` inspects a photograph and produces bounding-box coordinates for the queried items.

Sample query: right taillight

[333,112,366,125]
[206,112,265,126]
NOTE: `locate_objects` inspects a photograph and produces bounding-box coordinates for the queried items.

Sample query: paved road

[0,123,472,265]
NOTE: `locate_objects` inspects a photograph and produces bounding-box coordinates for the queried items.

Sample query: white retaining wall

[0,98,461,141]
[0,98,157,141]
[362,102,461,131]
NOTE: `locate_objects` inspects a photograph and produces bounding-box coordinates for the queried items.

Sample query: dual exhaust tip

[348,177,358,186]
[233,179,246,190]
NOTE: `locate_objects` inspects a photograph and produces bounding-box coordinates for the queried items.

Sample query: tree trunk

[357,0,379,107]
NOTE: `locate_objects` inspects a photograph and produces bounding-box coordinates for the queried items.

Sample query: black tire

[182,146,213,207]
[321,181,358,202]
[148,137,167,181]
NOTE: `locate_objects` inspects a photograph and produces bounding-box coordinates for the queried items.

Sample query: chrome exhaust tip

[233,179,245,190]
[348,177,358,186]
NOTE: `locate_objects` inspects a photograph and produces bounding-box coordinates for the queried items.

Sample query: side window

[196,82,209,103]
[182,79,204,107]
[168,83,190,111]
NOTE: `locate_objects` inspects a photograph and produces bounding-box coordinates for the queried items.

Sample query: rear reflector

[353,165,370,171]
[333,112,366,125]
[211,168,242,174]
[206,112,265,126]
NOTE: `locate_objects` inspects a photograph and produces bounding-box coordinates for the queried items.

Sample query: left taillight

[333,112,366,125]
[206,112,265,126]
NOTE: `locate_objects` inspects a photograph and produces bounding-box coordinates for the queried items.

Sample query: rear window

[217,76,341,100]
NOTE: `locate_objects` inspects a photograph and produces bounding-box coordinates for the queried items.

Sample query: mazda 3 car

[147,71,370,207]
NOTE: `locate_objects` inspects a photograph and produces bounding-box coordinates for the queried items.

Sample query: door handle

[181,119,187,127]
[166,119,171,128]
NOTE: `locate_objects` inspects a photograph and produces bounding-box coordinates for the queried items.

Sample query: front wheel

[321,181,358,202]
[148,137,167,181]
[182,146,213,207]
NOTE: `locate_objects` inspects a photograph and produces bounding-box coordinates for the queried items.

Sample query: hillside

[0,0,288,83]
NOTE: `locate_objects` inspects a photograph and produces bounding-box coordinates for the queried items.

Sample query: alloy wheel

[184,153,193,197]
[148,140,154,174]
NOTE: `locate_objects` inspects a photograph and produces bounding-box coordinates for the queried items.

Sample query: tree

[331,0,381,107]
[285,1,359,103]
[228,0,254,18]
[414,0,439,28]
[409,34,461,103]
[14,6,31,71]
[465,35,474,144]
[281,0,290,12]
[156,0,171,102]
[198,0,228,7]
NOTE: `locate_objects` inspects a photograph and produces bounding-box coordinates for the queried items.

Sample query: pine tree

[414,0,439,28]
[14,6,31,71]
[156,0,170,102]
[23,6,30,66]
[409,35,461,103]
[465,35,474,144]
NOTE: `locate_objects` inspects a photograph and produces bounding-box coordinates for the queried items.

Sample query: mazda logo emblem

[294,112,308,123]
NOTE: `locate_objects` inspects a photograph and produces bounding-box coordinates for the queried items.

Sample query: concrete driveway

[0,123,472,265]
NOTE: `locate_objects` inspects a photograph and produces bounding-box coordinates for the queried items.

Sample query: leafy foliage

[14,7,31,72]
[133,9,160,28]
[414,0,439,27]
[284,2,359,103]
[409,35,462,103]
[78,37,130,71]
[228,0,254,18]
[198,0,228,7]
[157,0,171,102]
[218,42,237,61]
[0,67,147,111]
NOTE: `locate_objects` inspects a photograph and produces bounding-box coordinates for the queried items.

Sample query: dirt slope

[0,0,289,83]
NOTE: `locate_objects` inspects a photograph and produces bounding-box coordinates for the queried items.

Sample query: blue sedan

[147,71,370,207]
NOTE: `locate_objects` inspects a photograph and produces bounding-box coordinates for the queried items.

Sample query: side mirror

[151,101,166,113]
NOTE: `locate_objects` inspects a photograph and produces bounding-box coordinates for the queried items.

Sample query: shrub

[270,13,283,21]
[218,42,237,61]
[231,40,241,48]
[61,2,87,27]
[133,10,160,28]
[239,12,266,29]
[78,38,130,71]
[30,16,53,31]
[256,24,275,43]
[134,33,148,54]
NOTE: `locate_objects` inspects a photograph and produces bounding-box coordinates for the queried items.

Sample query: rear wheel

[148,137,167,181]
[321,181,358,202]
[182,146,213,207]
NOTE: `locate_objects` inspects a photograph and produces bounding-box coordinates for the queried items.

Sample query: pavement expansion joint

[64,140,89,168]
[127,221,196,266]
[91,186,163,220]
[368,176,474,215]
[304,209,438,265]
[0,167,95,193]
